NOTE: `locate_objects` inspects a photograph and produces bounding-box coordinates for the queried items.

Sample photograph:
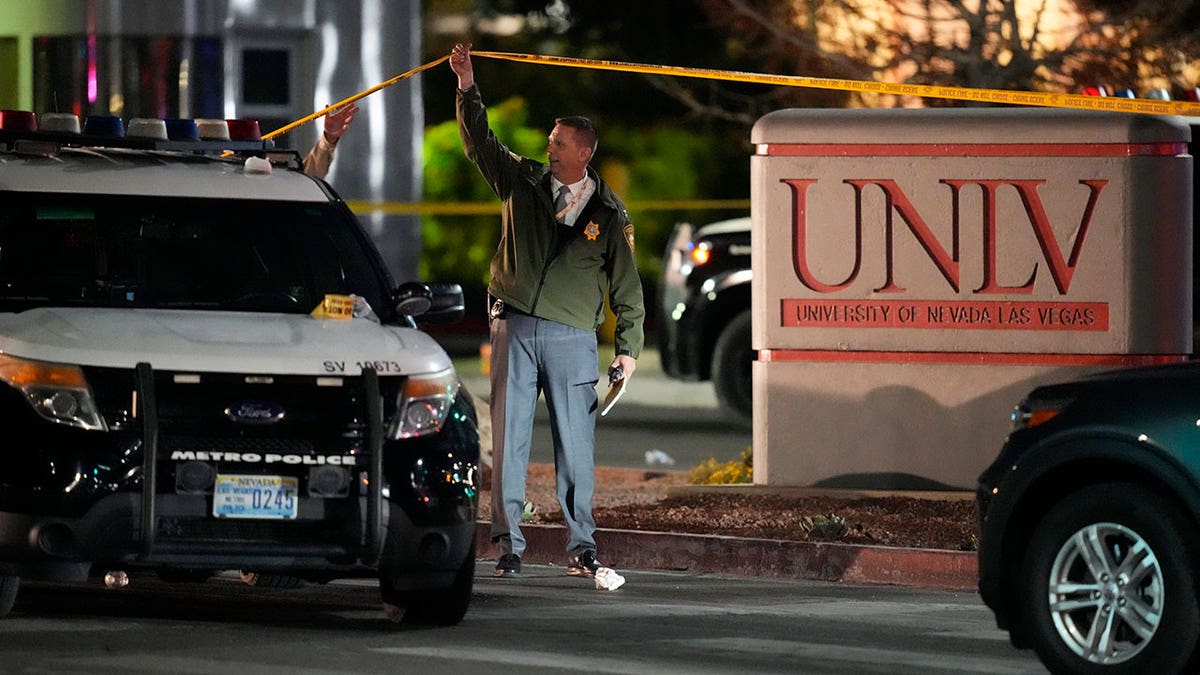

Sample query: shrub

[688,446,752,485]
[798,514,848,540]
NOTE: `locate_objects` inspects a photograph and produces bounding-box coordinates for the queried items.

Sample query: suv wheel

[712,309,753,425]
[0,575,18,617]
[381,541,475,626]
[1019,483,1200,674]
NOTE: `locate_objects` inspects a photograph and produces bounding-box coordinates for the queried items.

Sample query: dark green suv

[977,361,1200,673]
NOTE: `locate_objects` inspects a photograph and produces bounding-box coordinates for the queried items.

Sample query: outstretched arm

[302,103,359,179]
[449,42,475,91]
[322,103,358,144]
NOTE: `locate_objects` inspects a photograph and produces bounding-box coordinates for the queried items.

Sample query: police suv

[0,111,479,625]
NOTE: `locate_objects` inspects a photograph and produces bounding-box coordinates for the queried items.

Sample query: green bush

[798,514,848,540]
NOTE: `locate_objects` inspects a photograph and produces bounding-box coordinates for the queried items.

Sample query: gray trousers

[489,311,599,557]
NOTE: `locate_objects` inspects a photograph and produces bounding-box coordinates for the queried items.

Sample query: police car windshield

[0,192,390,316]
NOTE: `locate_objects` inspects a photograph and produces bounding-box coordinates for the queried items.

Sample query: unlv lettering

[783,178,1107,295]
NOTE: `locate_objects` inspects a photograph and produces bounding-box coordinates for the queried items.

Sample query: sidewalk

[473,523,978,591]
[442,334,979,592]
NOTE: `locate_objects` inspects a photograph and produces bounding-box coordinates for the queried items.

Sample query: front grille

[162,435,322,455]
[82,364,390,560]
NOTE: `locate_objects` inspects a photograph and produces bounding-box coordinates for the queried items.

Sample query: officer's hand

[610,354,637,382]
[450,42,474,90]
[322,103,358,144]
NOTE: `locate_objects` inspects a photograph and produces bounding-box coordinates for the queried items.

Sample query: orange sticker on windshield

[311,294,355,320]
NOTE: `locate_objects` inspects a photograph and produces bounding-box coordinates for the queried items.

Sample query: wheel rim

[1047,521,1164,665]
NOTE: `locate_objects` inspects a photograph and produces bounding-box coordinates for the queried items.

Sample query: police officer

[450,42,644,580]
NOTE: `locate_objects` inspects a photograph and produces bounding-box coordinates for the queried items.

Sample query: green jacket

[457,85,645,358]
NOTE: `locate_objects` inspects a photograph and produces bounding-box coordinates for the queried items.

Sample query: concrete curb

[476,523,978,592]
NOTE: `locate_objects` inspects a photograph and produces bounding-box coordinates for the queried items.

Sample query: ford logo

[224,401,286,425]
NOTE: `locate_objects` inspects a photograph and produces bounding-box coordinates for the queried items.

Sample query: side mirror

[390,281,466,324]
[423,282,466,323]
[391,282,433,317]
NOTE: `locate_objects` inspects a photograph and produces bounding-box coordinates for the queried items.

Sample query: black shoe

[494,553,521,577]
[566,549,603,577]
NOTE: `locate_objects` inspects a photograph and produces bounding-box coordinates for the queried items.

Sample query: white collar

[551,174,590,196]
[551,174,592,224]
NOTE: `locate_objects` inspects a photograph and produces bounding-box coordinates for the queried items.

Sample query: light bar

[0,110,282,156]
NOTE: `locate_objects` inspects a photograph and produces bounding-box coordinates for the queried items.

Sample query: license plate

[213,474,298,519]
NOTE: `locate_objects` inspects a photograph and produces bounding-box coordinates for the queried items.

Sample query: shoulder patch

[623,223,635,253]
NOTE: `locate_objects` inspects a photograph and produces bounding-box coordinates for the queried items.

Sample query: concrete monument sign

[751,108,1192,489]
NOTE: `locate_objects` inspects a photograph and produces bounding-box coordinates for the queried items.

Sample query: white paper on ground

[594,566,625,591]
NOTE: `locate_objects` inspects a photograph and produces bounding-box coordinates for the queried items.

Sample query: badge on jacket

[584,221,600,241]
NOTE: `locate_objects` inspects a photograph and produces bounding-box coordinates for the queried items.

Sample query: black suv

[0,115,479,625]
[976,362,1200,673]
[658,216,752,423]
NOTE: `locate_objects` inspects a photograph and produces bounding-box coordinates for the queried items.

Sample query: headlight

[0,353,107,431]
[1010,397,1070,431]
[391,369,459,439]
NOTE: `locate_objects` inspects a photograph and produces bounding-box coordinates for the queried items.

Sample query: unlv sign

[776,176,1111,331]
[783,178,1106,295]
[749,108,1192,490]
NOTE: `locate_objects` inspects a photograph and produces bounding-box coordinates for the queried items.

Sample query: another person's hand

[322,103,358,144]
[610,354,637,382]
[450,42,474,91]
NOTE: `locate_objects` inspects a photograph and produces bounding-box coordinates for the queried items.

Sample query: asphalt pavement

[438,331,978,592]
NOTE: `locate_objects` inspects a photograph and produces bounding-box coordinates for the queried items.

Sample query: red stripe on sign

[755,142,1187,157]
[759,351,1187,367]
[781,299,1109,331]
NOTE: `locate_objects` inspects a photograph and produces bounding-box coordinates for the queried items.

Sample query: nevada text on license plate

[213,474,298,519]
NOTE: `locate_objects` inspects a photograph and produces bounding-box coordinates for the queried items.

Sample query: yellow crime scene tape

[470,50,1200,118]
[268,49,1200,142]
[263,55,451,140]
[345,198,751,216]
[269,49,1200,215]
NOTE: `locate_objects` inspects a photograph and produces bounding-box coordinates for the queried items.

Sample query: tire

[712,309,753,425]
[0,575,18,618]
[381,541,475,626]
[1019,483,1200,674]
[238,571,306,589]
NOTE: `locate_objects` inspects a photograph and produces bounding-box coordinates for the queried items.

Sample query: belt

[488,294,533,319]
